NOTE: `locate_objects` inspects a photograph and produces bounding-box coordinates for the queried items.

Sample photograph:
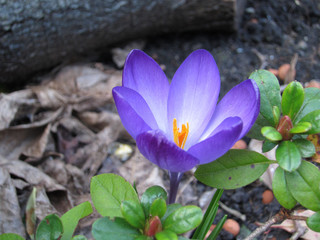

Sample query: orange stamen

[173,118,189,149]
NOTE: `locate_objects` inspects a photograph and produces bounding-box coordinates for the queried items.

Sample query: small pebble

[232,139,247,149]
[223,219,240,236]
[262,189,274,204]
[268,68,278,76]
[278,63,291,81]
[114,144,133,162]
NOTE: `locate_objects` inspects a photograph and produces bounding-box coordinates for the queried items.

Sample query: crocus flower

[113,49,260,202]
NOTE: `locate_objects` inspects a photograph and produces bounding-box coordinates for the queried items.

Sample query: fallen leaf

[0,168,26,237]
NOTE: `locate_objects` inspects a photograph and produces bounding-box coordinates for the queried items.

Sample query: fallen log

[0,0,245,86]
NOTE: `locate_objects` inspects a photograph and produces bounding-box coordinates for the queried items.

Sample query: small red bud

[144,216,162,237]
[276,115,293,140]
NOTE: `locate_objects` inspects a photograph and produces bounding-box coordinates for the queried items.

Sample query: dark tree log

[0,0,245,86]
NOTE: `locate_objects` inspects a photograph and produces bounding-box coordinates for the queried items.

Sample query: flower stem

[168,171,183,204]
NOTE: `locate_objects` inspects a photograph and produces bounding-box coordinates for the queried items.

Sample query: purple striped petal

[136,130,199,172]
[112,86,158,139]
[188,117,243,164]
[123,50,169,131]
[167,49,220,149]
[201,79,260,140]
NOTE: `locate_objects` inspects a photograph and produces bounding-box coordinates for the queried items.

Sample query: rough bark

[0,0,245,86]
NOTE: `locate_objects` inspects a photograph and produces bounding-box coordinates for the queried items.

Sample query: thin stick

[244,214,283,240]
[219,201,246,221]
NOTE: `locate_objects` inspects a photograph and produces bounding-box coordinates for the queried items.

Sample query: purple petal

[167,49,220,149]
[112,86,158,139]
[188,117,243,164]
[136,130,200,172]
[123,50,169,131]
[201,79,260,140]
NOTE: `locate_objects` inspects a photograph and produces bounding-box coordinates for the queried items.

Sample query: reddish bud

[276,115,293,140]
[144,216,162,237]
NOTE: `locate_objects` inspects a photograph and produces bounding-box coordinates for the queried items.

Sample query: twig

[219,201,246,221]
[244,214,283,240]
[290,220,307,240]
[252,49,268,69]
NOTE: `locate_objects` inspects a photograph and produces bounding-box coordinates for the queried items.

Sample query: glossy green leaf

[155,230,178,240]
[272,106,280,126]
[150,198,167,218]
[36,214,63,240]
[261,126,282,141]
[299,109,320,134]
[195,149,272,189]
[262,140,277,153]
[276,141,301,172]
[60,201,92,240]
[285,160,320,211]
[141,186,167,217]
[246,114,272,140]
[307,212,320,232]
[90,173,139,217]
[121,200,145,229]
[135,236,152,240]
[293,139,316,158]
[72,235,87,240]
[92,217,141,240]
[272,167,296,209]
[294,87,320,124]
[281,81,304,120]
[290,122,312,134]
[161,204,182,222]
[163,206,203,234]
[0,234,25,240]
[249,70,281,126]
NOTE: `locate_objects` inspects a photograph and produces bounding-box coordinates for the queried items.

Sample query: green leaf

[155,230,178,240]
[141,186,167,217]
[307,212,320,232]
[164,206,203,234]
[261,126,282,141]
[72,236,87,240]
[161,204,182,222]
[90,173,139,217]
[121,200,145,229]
[262,140,277,152]
[293,139,316,158]
[60,201,93,240]
[150,198,167,218]
[290,122,312,134]
[135,236,152,240]
[272,167,297,209]
[195,149,272,189]
[285,160,320,211]
[272,106,281,126]
[246,114,272,140]
[36,214,63,240]
[92,217,141,240]
[293,87,320,124]
[299,109,320,134]
[249,70,281,126]
[276,141,301,172]
[0,234,25,240]
[281,81,305,119]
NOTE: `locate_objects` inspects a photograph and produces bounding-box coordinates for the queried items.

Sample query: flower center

[173,118,189,149]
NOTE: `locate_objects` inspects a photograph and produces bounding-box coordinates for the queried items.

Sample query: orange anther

[173,118,189,149]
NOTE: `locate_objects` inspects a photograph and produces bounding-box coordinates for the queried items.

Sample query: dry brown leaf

[307,134,320,163]
[0,155,65,192]
[0,168,26,237]
[32,86,67,108]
